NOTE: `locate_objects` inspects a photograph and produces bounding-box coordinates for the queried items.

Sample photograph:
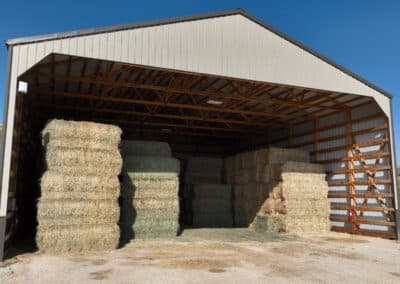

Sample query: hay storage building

[0,9,398,258]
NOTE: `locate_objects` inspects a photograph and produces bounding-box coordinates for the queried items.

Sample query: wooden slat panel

[331,227,396,239]
[328,193,393,198]
[330,205,395,212]
[330,216,396,227]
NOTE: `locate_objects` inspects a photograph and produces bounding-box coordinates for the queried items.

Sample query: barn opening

[4,52,396,251]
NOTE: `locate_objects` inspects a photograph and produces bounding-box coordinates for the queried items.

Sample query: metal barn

[0,9,398,258]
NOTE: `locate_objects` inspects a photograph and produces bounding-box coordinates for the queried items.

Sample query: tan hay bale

[37,199,119,219]
[132,198,179,210]
[123,156,180,174]
[45,147,122,176]
[121,140,172,157]
[36,224,119,253]
[42,119,121,149]
[38,216,117,228]
[281,161,325,174]
[40,171,119,195]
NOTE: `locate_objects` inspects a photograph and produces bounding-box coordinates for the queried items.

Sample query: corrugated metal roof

[4,9,392,99]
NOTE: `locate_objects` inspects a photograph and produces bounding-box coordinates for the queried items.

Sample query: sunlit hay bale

[37,199,119,220]
[45,147,122,176]
[186,157,223,175]
[42,119,121,150]
[36,224,120,253]
[286,217,331,233]
[192,198,231,214]
[120,140,172,157]
[132,198,179,210]
[193,213,233,227]
[40,171,120,199]
[184,172,222,184]
[192,184,232,199]
[37,216,117,228]
[122,156,180,174]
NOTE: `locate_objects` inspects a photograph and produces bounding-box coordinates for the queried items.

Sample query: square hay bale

[37,199,119,220]
[121,140,172,157]
[132,197,179,210]
[123,156,180,174]
[40,171,120,200]
[45,146,122,176]
[42,119,121,150]
[36,224,120,253]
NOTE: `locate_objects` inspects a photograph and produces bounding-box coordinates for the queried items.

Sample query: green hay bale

[37,199,119,219]
[45,146,122,176]
[121,140,172,157]
[184,172,222,184]
[40,171,120,199]
[254,214,285,233]
[192,213,233,227]
[123,156,180,174]
[192,198,231,214]
[36,224,119,253]
[186,157,223,174]
[42,119,121,149]
[132,197,179,210]
[119,207,179,228]
[120,175,179,199]
[122,172,179,179]
[193,183,232,199]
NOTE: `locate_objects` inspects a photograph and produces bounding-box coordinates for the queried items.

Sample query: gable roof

[5,9,391,99]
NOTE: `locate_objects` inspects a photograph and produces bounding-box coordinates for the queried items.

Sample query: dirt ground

[1,229,399,284]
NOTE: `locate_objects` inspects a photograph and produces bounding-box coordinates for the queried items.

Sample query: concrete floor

[1,229,399,284]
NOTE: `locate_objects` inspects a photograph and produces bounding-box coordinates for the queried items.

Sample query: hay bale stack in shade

[119,140,180,240]
[225,147,330,233]
[37,119,122,253]
[184,157,233,227]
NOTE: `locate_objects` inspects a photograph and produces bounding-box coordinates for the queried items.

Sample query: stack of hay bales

[37,119,122,253]
[119,140,180,240]
[185,157,233,227]
[255,162,331,233]
[225,147,330,233]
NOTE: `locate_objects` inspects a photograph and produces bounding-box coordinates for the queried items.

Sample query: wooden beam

[30,71,338,115]
[330,217,396,227]
[328,193,393,198]
[34,102,281,129]
[330,205,395,212]
[29,89,293,125]
[328,180,392,186]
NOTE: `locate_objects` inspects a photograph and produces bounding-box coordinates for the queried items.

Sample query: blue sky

[0,0,399,163]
